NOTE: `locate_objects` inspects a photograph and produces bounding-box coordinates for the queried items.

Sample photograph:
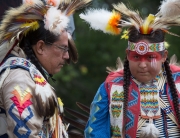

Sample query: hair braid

[164,59,180,125]
[122,57,131,136]
[22,40,48,80]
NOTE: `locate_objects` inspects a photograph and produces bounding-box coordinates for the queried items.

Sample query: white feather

[67,32,72,39]
[29,66,56,103]
[140,123,159,138]
[34,81,55,103]
[44,7,69,36]
[49,113,56,132]
[79,9,115,34]
[170,54,179,65]
[116,57,124,71]
[106,57,124,73]
[158,0,180,17]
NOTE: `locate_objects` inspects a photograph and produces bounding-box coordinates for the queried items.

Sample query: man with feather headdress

[0,0,91,137]
[79,0,180,137]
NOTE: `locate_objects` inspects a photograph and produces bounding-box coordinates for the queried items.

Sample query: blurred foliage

[51,0,180,113]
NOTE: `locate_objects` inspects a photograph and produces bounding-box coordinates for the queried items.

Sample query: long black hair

[122,27,180,135]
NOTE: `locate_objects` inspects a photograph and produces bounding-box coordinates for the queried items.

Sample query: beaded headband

[128,41,165,55]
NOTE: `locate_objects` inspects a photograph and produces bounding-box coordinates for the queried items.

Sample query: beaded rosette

[128,41,165,55]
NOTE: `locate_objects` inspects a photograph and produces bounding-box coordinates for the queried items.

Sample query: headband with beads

[79,0,180,55]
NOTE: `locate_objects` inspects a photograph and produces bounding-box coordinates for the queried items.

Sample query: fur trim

[139,123,159,138]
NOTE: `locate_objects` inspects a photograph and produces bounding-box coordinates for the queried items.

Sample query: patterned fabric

[11,85,33,116]
[109,85,124,138]
[8,85,33,137]
[137,87,180,137]
[39,121,53,138]
[139,82,161,118]
[0,59,44,137]
[0,56,57,137]
[84,65,180,138]
[84,83,110,138]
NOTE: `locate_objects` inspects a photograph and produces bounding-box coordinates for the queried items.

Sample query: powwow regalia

[79,0,180,137]
[0,0,91,137]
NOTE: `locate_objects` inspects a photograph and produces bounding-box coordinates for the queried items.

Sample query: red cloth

[105,65,180,137]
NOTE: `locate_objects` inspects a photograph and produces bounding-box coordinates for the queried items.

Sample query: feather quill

[30,68,58,117]
[76,102,90,114]
[151,16,180,31]
[112,2,143,30]
[0,4,46,42]
[57,0,71,11]
[162,30,180,38]
[64,0,92,16]
[63,116,85,130]
[21,21,40,35]
[116,57,124,71]
[140,14,155,34]
[0,4,45,64]
[106,57,124,73]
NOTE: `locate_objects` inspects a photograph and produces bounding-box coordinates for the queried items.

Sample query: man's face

[127,50,167,83]
[38,31,69,75]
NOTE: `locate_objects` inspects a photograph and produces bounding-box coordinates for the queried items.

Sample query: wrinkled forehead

[127,41,165,55]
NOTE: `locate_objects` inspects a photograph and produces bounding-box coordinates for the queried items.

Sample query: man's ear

[33,40,45,55]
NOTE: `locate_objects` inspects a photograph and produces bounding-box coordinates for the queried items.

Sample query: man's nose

[63,51,69,59]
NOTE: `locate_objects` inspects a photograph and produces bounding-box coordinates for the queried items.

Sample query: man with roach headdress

[0,0,91,137]
[80,0,180,137]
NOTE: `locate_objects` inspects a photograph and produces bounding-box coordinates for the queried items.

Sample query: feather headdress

[80,1,180,36]
[79,0,180,56]
[80,1,180,137]
[0,0,92,64]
